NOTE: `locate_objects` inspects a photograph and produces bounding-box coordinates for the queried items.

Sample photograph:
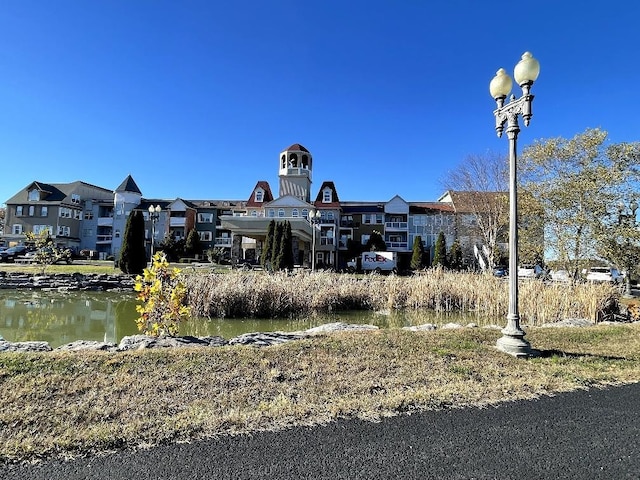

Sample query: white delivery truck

[346,251,397,274]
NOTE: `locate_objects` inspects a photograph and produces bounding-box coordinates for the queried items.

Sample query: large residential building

[1,143,500,269]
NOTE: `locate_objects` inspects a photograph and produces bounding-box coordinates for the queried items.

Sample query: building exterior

[1,143,502,269]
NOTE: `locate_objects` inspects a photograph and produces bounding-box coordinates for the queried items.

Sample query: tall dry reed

[181,269,619,325]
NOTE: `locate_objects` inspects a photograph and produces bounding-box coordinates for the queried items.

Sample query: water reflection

[0,291,493,348]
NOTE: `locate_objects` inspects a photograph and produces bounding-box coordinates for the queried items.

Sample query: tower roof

[283,143,309,153]
[115,175,142,194]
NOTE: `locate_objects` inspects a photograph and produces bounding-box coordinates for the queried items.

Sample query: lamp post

[308,209,321,271]
[148,205,161,259]
[617,200,638,298]
[490,52,540,357]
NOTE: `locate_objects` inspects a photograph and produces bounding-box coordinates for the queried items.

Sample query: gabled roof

[115,175,142,194]
[313,181,341,208]
[265,195,313,208]
[246,181,275,207]
[409,202,455,213]
[5,180,112,204]
[439,190,507,214]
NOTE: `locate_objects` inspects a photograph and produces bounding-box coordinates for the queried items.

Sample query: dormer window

[322,189,332,203]
[255,189,264,202]
[71,194,81,204]
[28,189,39,201]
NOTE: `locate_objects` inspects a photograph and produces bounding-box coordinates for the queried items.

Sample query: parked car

[0,245,30,262]
[517,264,544,279]
[232,258,260,270]
[586,266,622,284]
[493,266,508,278]
[549,269,571,283]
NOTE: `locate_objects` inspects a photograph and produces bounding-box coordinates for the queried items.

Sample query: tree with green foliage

[184,228,202,258]
[410,236,424,270]
[262,220,275,270]
[433,231,448,268]
[519,128,640,280]
[366,230,387,251]
[24,230,73,274]
[271,222,284,271]
[158,233,185,262]
[119,210,147,274]
[282,221,294,271]
[448,239,463,270]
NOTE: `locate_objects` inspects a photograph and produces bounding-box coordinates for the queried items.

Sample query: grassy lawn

[1,324,639,464]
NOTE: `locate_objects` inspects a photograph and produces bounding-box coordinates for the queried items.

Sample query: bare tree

[442,152,509,271]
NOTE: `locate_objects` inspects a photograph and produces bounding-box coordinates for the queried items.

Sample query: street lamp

[308,209,321,271]
[148,205,161,259]
[490,51,540,357]
[617,200,638,298]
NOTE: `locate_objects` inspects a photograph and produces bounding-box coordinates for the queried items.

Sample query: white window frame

[12,224,23,234]
[278,208,285,218]
[41,206,48,217]
[255,190,264,202]
[16,206,23,216]
[198,231,213,242]
[28,189,39,201]
[322,189,332,203]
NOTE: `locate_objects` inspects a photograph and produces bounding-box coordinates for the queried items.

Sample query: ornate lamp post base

[496,332,538,357]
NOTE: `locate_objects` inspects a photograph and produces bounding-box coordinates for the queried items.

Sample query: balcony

[386,241,409,250]
[96,235,113,244]
[97,217,113,227]
[215,237,233,247]
[170,217,186,227]
[319,237,335,246]
[385,221,408,231]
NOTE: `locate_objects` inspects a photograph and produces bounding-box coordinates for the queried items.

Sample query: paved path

[3,383,639,479]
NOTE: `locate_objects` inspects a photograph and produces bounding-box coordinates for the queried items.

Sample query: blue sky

[1,1,638,206]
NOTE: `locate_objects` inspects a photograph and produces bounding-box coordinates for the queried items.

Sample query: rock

[304,322,379,334]
[441,322,463,330]
[228,332,308,347]
[403,324,437,331]
[0,340,52,352]
[55,340,117,352]
[117,334,227,351]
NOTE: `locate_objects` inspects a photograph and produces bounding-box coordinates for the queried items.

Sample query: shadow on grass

[538,349,627,361]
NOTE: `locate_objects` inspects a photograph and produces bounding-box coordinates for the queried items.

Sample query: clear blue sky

[1,1,638,206]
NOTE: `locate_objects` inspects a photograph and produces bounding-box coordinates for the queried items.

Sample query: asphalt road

[3,383,639,480]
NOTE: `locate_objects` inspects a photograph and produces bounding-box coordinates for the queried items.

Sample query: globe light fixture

[148,205,162,259]
[308,209,322,271]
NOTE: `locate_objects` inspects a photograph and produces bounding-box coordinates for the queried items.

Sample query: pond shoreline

[0,272,135,291]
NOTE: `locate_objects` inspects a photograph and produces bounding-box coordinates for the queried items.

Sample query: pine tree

[433,231,448,268]
[448,239,463,270]
[410,235,424,270]
[262,220,275,270]
[271,222,284,271]
[366,230,387,251]
[282,221,294,271]
[119,210,147,274]
[185,228,202,258]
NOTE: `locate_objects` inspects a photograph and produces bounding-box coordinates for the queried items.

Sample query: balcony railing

[319,237,334,246]
[96,235,113,243]
[97,217,113,226]
[170,218,186,227]
[215,237,232,246]
[386,241,408,250]
[385,221,408,230]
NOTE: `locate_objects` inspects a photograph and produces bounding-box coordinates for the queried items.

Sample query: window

[28,189,39,201]
[74,210,82,220]
[71,194,81,204]
[327,211,334,221]
[41,206,48,217]
[255,190,263,202]
[361,234,370,245]
[28,206,35,216]
[292,209,299,217]
[301,208,309,219]
[376,214,383,224]
[59,208,72,218]
[197,213,213,223]
[84,211,93,220]
[16,206,23,216]
[12,224,23,234]
[322,189,332,203]
[114,230,120,238]
[198,231,212,242]
[268,209,275,218]
[57,226,70,236]
[251,210,258,217]
[278,208,285,218]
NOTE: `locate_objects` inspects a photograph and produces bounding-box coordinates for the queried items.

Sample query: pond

[0,290,495,348]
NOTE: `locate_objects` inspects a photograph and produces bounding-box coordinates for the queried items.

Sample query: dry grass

[182,270,618,325]
[1,324,639,464]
